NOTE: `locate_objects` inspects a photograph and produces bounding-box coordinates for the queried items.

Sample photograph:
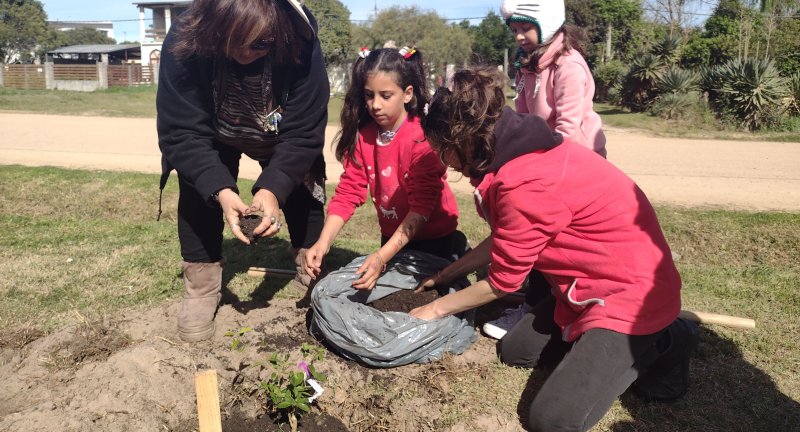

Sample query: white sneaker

[482,302,534,340]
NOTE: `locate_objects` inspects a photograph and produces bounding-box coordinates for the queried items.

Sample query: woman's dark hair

[516,24,587,73]
[334,48,428,164]
[170,0,300,64]
[421,67,507,178]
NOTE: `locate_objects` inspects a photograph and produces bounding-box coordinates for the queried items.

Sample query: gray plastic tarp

[309,251,477,367]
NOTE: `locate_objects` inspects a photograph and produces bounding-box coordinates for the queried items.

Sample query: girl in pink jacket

[501,0,607,157]
[413,68,697,432]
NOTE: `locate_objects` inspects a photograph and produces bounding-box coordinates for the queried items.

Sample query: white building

[133,1,192,66]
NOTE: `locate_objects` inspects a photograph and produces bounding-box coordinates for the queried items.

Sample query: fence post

[23,64,29,90]
[128,64,133,87]
[45,62,54,90]
[0,65,4,88]
[97,63,109,90]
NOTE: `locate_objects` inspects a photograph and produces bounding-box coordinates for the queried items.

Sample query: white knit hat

[500,0,565,44]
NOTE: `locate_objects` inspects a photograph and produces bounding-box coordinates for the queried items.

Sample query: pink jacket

[515,33,607,157]
[474,112,680,341]
[327,116,459,239]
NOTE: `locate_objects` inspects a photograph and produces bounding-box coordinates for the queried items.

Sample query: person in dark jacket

[156,0,329,342]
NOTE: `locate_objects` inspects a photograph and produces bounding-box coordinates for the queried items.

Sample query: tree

[0,0,49,63]
[468,11,515,66]
[305,0,352,65]
[352,6,472,69]
[589,0,643,64]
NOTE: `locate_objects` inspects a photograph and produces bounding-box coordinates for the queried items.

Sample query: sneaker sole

[482,323,508,340]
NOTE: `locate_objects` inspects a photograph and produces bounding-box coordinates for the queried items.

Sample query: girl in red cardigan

[304,48,464,289]
[414,67,697,432]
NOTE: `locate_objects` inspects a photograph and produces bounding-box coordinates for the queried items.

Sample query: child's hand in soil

[304,242,329,279]
[218,188,252,244]
[409,300,443,321]
[352,252,386,290]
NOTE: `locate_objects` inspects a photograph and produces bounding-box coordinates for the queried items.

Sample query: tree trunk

[605,22,613,63]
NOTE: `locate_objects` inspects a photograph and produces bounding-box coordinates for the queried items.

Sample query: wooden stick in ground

[679,309,756,329]
[195,369,222,432]
[247,267,297,278]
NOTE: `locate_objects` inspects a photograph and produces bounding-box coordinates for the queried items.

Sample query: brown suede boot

[177,260,223,342]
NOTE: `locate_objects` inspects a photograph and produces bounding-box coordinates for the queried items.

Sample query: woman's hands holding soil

[248,189,283,240]
[218,188,253,244]
[352,252,386,290]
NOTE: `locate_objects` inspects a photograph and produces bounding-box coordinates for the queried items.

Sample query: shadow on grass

[513,327,800,431]
[217,237,362,314]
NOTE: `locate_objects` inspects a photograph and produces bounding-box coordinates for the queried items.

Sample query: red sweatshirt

[327,116,459,239]
[475,110,681,341]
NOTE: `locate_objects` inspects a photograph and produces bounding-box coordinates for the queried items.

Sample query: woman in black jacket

[157,0,329,342]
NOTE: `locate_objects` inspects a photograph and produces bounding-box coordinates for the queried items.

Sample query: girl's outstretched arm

[352,211,426,290]
[304,215,346,279]
[410,279,507,320]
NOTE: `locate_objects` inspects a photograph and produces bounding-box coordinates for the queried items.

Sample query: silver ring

[231,223,239,228]
[270,216,277,224]
[275,221,282,229]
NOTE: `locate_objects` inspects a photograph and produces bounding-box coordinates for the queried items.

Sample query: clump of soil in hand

[370,289,439,314]
[239,215,263,243]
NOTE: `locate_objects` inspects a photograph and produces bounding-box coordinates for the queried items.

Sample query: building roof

[49,44,141,54]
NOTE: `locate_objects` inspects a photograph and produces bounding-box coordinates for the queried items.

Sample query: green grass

[0,165,798,430]
[0,86,158,118]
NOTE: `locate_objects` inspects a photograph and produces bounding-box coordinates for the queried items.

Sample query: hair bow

[398,46,416,60]
[358,46,370,59]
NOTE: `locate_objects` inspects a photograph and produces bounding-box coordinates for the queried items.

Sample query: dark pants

[177,150,324,262]
[500,295,664,432]
[381,229,470,263]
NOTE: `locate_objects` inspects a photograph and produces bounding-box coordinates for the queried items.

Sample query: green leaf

[276,401,292,409]
[296,402,310,413]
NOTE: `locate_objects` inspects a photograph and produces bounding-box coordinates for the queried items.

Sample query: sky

[40,0,502,43]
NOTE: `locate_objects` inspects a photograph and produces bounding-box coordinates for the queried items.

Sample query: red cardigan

[327,116,459,239]
[475,139,681,341]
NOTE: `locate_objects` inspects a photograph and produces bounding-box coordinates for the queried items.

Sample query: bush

[618,53,666,112]
[710,58,789,130]
[788,73,800,116]
[649,92,706,121]
[593,60,628,103]
[659,67,700,94]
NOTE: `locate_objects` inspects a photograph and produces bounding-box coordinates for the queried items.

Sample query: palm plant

[717,58,789,130]
[659,67,700,94]
[652,35,682,66]
[619,53,666,112]
[788,73,800,116]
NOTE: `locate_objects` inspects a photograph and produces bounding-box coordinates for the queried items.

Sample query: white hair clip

[423,103,430,116]
[358,46,370,59]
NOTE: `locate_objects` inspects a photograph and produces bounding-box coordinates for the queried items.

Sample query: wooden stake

[195,369,222,432]
[679,309,756,329]
[247,267,297,278]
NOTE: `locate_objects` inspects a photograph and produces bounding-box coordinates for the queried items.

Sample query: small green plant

[223,327,252,352]
[261,347,327,432]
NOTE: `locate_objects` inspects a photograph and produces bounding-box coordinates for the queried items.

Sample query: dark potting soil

[221,411,350,432]
[369,289,439,313]
[238,215,263,243]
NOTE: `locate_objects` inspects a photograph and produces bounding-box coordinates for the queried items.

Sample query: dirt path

[1,112,798,211]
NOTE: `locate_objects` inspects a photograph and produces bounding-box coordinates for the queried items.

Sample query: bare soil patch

[238,214,263,243]
[0,296,502,432]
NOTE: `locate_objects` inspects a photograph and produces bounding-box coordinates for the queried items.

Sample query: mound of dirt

[369,289,439,313]
[239,215,263,243]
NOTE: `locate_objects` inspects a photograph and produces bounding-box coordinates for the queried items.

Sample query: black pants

[380,229,470,263]
[177,150,324,262]
[500,295,664,432]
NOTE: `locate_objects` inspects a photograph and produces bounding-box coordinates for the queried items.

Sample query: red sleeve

[327,142,368,222]
[406,140,448,219]
[487,179,572,292]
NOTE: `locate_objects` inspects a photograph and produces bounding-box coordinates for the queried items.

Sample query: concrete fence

[1,62,156,91]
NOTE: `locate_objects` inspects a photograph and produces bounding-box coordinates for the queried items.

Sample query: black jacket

[156,2,329,207]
